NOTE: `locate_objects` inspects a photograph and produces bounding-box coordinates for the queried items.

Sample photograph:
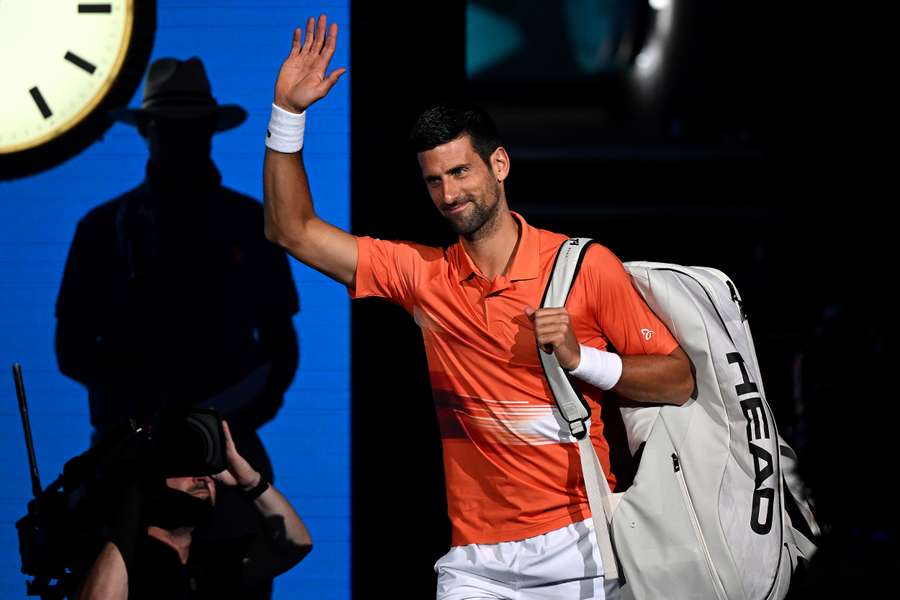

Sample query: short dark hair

[408,104,502,166]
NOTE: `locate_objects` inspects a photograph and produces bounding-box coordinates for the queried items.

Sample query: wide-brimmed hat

[110,57,247,132]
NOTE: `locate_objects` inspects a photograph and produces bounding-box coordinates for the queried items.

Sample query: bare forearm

[264,16,355,286]
[78,543,128,600]
[263,148,316,247]
[262,148,357,285]
[236,484,312,582]
[254,485,313,557]
[613,351,694,405]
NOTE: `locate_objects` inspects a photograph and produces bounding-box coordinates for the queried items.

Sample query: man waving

[264,15,693,599]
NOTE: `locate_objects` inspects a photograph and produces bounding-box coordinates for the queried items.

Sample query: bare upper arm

[270,216,358,288]
[77,542,128,600]
[262,148,358,288]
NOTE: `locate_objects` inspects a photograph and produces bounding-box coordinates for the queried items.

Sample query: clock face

[0,1,134,154]
[0,1,154,179]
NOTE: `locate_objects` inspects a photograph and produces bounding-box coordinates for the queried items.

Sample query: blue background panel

[0,2,350,598]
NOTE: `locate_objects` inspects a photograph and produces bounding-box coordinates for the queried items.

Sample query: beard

[144,484,215,531]
[442,182,501,240]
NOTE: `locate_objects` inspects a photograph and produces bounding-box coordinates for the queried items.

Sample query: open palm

[274,14,346,113]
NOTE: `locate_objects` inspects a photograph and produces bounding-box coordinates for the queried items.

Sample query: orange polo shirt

[350,212,678,546]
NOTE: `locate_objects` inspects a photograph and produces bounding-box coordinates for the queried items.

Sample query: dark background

[350,1,891,597]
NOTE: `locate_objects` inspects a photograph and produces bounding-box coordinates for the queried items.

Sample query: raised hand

[274,14,347,114]
[212,420,262,490]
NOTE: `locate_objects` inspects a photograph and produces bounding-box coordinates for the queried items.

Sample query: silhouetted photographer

[74,411,312,599]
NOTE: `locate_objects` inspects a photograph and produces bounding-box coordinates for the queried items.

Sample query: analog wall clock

[0,1,156,179]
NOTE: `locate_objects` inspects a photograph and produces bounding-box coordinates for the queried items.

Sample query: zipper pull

[672,453,680,473]
[726,280,748,321]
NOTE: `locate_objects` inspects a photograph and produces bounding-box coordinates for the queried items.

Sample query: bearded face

[439,179,501,238]
[418,135,506,241]
[165,475,216,506]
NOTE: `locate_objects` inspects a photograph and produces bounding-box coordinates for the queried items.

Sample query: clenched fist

[525,306,581,370]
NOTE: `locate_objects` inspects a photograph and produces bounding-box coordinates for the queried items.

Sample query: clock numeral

[78,3,112,13]
[29,87,53,119]
[65,51,97,74]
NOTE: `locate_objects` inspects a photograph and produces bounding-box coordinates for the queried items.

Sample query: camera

[13,364,227,599]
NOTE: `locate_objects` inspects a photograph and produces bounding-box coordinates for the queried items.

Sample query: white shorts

[435,518,619,600]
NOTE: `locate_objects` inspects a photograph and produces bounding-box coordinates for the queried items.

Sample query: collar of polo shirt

[453,212,541,286]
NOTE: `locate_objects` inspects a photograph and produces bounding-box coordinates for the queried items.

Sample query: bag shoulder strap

[538,237,597,435]
[539,237,621,582]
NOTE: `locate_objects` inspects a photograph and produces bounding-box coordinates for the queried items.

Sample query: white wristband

[569,345,623,391]
[265,103,306,153]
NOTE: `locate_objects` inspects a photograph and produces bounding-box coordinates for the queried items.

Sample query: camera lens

[185,413,219,465]
[153,409,226,477]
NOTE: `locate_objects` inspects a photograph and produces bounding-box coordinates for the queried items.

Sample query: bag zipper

[656,265,788,598]
[682,267,790,599]
[627,262,793,596]
[672,453,729,600]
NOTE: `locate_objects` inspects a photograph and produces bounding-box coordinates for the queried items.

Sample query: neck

[460,205,519,280]
[147,525,193,565]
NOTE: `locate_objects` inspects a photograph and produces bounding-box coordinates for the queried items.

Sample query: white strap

[539,238,621,582]
[578,435,620,582]
[538,239,596,432]
[779,440,821,538]
[790,525,817,561]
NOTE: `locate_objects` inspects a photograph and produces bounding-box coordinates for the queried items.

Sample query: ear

[490,146,510,183]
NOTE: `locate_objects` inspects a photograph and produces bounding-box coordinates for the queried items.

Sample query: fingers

[321,67,347,92]
[528,308,574,353]
[534,315,571,328]
[212,470,237,486]
[280,16,345,110]
[534,326,570,354]
[525,306,568,319]
[527,307,572,328]
[221,420,237,453]
[321,22,339,60]
[314,14,328,54]
[301,16,316,53]
[296,17,342,70]
[537,321,571,333]
[529,307,569,317]
[291,27,302,54]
